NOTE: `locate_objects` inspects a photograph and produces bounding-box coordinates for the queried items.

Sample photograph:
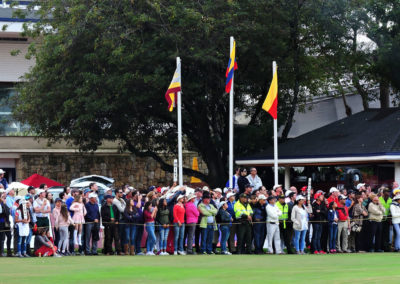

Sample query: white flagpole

[229,36,234,189]
[273,61,278,186]
[177,57,183,186]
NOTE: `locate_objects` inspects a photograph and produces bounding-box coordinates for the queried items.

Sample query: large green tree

[12,0,343,187]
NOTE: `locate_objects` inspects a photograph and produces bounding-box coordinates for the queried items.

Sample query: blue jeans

[312,223,323,251]
[294,230,307,252]
[329,223,338,250]
[253,223,266,253]
[125,224,136,246]
[159,226,169,250]
[174,223,185,252]
[17,236,27,254]
[201,225,214,253]
[393,224,400,250]
[135,225,144,253]
[220,225,230,252]
[146,223,156,253]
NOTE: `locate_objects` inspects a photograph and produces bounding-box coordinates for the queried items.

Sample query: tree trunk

[379,78,390,108]
[281,3,301,141]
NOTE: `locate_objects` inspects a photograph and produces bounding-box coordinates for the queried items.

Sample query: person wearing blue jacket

[327,201,339,253]
[226,192,237,253]
[84,193,100,255]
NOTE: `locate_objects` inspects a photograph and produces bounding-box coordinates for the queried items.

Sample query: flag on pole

[225,40,238,93]
[190,157,202,183]
[165,63,182,112]
[262,69,278,119]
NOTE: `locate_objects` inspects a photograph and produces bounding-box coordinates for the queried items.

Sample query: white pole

[173,159,178,183]
[273,61,278,186]
[177,57,183,186]
[229,36,234,188]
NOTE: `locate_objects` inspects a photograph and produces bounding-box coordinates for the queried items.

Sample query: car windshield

[72,176,113,186]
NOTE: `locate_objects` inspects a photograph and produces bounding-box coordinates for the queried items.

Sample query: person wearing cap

[27,186,36,198]
[336,195,351,253]
[84,192,100,255]
[265,196,283,254]
[237,168,249,195]
[185,193,199,255]
[379,188,392,252]
[5,188,15,210]
[277,194,293,254]
[327,187,340,206]
[0,169,8,190]
[217,201,232,255]
[291,195,312,254]
[234,193,253,254]
[252,194,267,254]
[366,195,385,252]
[101,195,122,255]
[312,192,327,254]
[226,192,237,253]
[246,167,263,192]
[390,195,400,251]
[33,188,51,229]
[172,195,186,255]
[113,188,127,254]
[198,191,218,254]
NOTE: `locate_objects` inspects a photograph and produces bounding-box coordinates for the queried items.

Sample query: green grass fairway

[1,254,400,283]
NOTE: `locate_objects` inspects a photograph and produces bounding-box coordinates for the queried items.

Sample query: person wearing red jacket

[336,195,350,253]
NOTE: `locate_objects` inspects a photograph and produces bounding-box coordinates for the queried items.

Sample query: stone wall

[16,153,208,188]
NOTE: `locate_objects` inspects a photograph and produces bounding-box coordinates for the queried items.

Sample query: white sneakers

[146,252,155,256]
[178,251,186,255]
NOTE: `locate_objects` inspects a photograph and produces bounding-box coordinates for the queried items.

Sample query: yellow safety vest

[276,202,289,229]
[234,201,253,219]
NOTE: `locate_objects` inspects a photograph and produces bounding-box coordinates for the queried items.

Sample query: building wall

[15,153,208,188]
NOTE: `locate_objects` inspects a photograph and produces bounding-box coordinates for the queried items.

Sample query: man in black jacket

[312,193,328,254]
[101,195,122,255]
[0,193,11,256]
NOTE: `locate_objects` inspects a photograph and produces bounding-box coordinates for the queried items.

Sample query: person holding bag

[352,194,368,252]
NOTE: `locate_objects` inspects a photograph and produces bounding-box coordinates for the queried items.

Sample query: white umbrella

[9,182,29,196]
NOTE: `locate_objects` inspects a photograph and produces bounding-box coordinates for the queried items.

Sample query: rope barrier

[0,217,393,233]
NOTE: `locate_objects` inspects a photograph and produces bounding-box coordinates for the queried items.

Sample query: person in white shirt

[266,196,282,254]
[246,168,263,192]
[33,189,51,229]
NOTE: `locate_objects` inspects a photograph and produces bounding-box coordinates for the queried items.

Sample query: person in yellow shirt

[234,193,253,254]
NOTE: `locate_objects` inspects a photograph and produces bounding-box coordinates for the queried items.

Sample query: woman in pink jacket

[185,194,199,254]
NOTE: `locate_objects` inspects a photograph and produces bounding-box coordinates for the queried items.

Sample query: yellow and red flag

[262,69,278,119]
[225,40,238,93]
[165,63,181,112]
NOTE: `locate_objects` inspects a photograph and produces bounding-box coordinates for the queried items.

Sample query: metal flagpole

[177,57,183,186]
[229,36,234,189]
[273,61,278,186]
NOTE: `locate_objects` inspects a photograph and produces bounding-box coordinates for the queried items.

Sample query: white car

[70,175,114,187]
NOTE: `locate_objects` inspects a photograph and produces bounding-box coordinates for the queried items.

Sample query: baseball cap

[214,188,222,193]
[226,192,235,199]
[267,196,276,202]
[278,194,285,199]
[301,186,307,192]
[55,198,62,203]
[338,195,346,200]
[356,183,365,190]
[239,193,249,198]
[104,195,113,200]
[329,187,339,193]
[296,195,306,201]
[89,192,98,199]
[219,201,227,209]
[273,184,282,190]
[258,194,267,200]
[84,188,91,194]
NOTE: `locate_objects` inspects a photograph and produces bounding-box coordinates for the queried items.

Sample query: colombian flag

[165,63,182,112]
[225,40,238,93]
[262,69,278,119]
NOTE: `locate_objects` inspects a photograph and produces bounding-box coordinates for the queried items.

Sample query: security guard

[234,192,253,254]
[277,194,293,254]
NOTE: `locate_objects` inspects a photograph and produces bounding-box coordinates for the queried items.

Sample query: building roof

[237,108,400,166]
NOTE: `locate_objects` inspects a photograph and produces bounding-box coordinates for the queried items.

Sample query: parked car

[48,186,64,199]
[70,175,114,187]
